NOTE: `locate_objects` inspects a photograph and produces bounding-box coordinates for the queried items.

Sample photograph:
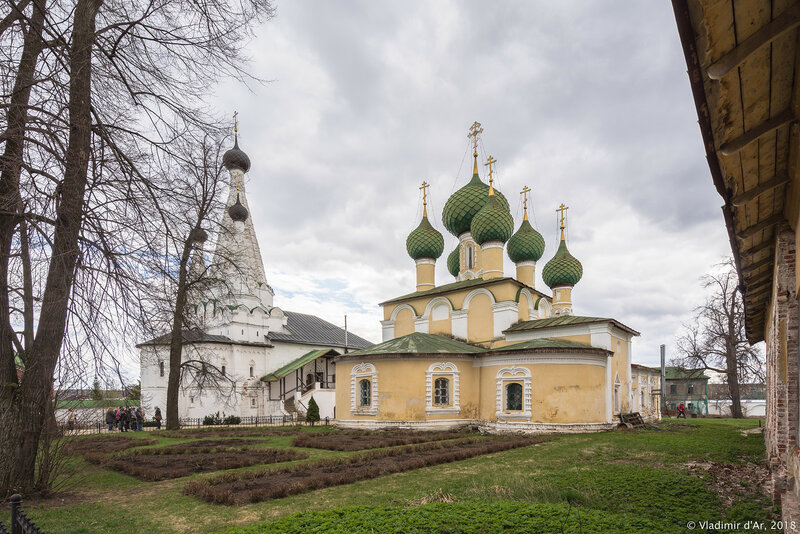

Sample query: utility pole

[344,315,349,354]
[660,344,667,416]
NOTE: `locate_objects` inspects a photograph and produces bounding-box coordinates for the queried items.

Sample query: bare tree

[0,0,274,495]
[674,258,765,418]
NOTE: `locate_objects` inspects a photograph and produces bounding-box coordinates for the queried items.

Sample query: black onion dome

[222,137,251,173]
[190,227,209,243]
[228,194,249,222]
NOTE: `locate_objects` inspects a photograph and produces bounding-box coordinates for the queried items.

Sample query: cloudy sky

[210,0,744,367]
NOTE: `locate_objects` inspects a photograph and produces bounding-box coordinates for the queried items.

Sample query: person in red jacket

[677,402,687,418]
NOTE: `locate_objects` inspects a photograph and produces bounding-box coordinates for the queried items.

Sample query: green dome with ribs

[406,216,444,260]
[447,246,460,277]
[542,238,583,288]
[470,193,514,245]
[507,218,545,262]
[442,171,509,237]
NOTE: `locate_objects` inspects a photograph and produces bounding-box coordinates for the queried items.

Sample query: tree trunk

[0,0,48,497]
[726,307,743,418]
[166,238,194,430]
[0,0,103,496]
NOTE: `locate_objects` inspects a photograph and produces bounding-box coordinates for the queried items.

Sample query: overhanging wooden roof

[672,0,799,343]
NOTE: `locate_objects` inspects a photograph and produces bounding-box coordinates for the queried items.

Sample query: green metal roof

[664,367,708,380]
[381,277,544,306]
[507,218,545,263]
[504,315,640,336]
[491,338,603,353]
[406,215,445,260]
[542,239,583,288]
[339,332,483,358]
[261,349,338,382]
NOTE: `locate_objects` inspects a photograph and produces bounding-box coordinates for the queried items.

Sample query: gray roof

[268,311,373,350]
[136,329,272,348]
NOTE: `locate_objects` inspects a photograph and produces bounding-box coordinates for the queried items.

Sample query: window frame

[351,363,378,415]
[495,367,532,421]
[159,361,165,377]
[358,378,371,407]
[433,377,450,406]
[426,362,460,415]
[505,382,524,411]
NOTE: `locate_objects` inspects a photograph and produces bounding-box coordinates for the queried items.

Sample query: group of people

[105,406,153,432]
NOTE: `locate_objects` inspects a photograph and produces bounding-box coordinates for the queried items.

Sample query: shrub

[223,415,241,425]
[305,397,320,425]
[203,412,241,425]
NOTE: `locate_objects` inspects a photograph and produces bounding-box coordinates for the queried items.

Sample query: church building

[140,129,371,421]
[334,123,661,432]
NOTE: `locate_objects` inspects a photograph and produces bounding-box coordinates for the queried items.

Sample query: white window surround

[495,366,532,420]
[351,363,378,415]
[426,362,460,415]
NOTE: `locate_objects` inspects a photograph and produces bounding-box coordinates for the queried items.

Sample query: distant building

[663,367,708,416]
[708,383,766,418]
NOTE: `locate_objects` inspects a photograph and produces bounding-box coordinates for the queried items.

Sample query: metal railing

[0,494,45,534]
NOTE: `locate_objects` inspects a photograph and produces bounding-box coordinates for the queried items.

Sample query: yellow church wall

[467,293,494,344]
[429,317,452,335]
[477,362,606,423]
[394,308,415,337]
[610,333,631,413]
[518,293,530,321]
[334,358,480,421]
[481,245,504,279]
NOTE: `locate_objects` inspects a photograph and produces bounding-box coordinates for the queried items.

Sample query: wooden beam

[719,108,795,156]
[742,256,773,273]
[707,3,800,79]
[744,270,773,286]
[740,238,774,256]
[737,214,785,240]
[731,174,790,206]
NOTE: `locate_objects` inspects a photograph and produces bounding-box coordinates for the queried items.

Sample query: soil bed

[66,434,158,455]
[155,427,302,439]
[85,448,307,481]
[291,430,465,451]
[127,439,272,455]
[185,436,546,505]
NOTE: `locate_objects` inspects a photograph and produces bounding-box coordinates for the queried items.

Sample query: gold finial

[233,111,238,135]
[485,155,496,186]
[468,121,483,175]
[419,181,430,217]
[556,203,569,240]
[521,185,531,221]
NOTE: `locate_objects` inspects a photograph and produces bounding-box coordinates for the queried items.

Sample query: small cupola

[541,203,582,315]
[406,182,444,292]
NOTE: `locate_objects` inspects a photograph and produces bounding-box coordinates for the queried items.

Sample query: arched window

[467,245,473,269]
[640,389,645,409]
[221,365,226,376]
[249,366,254,378]
[359,379,371,407]
[434,377,450,406]
[505,383,523,411]
[159,361,164,377]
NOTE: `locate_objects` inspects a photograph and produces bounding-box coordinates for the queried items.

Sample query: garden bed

[185,437,545,505]
[291,430,464,451]
[155,427,302,439]
[66,434,158,455]
[85,448,307,481]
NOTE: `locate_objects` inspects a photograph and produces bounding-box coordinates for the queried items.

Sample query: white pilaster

[380,319,394,342]
[451,309,468,340]
[492,301,519,338]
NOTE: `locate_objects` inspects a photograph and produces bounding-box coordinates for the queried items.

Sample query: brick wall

[765,223,799,508]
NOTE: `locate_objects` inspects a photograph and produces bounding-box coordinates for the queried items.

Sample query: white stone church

[139,136,372,421]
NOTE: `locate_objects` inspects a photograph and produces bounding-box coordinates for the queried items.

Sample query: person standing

[677,402,687,419]
[105,408,115,431]
[154,406,162,430]
[136,407,144,432]
[67,408,77,431]
[119,406,128,432]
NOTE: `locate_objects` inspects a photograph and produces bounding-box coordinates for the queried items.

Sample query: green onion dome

[442,171,509,237]
[542,238,583,288]
[406,215,445,260]
[470,191,514,245]
[447,246,460,277]
[507,218,545,263]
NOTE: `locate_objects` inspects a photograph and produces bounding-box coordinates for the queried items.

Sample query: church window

[189,396,194,404]
[434,377,450,406]
[688,384,694,395]
[359,379,371,407]
[159,361,164,377]
[467,245,473,269]
[250,397,256,408]
[249,366,254,378]
[505,383,523,411]
[221,365,226,376]
[640,389,645,409]
[670,384,677,394]
[614,386,620,413]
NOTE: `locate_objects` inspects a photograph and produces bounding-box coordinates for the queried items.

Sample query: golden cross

[419,181,430,216]
[485,155,497,186]
[467,121,483,154]
[521,185,531,220]
[556,203,569,239]
[233,111,238,135]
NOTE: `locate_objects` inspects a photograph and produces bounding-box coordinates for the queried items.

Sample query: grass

[0,419,773,534]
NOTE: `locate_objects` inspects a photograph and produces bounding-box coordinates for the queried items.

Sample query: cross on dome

[521,185,532,221]
[556,203,569,239]
[468,121,483,155]
[419,181,430,217]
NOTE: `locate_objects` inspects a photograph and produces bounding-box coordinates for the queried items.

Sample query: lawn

[1,419,773,533]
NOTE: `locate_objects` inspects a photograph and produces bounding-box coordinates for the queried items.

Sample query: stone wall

[764,223,799,514]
